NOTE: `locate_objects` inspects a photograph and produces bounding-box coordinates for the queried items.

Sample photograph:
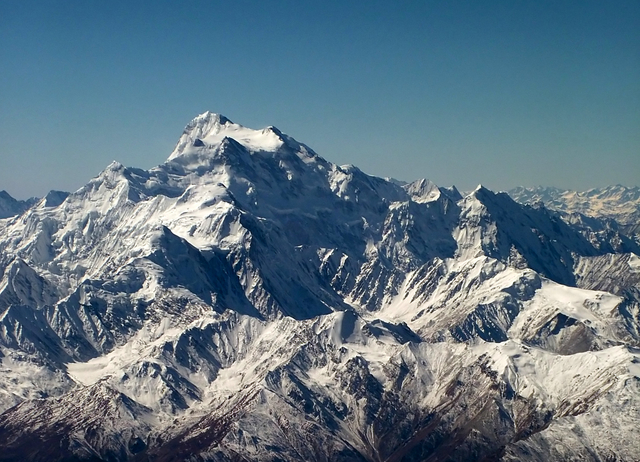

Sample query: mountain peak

[0,190,38,218]
[468,184,492,199]
[167,112,288,162]
[168,112,234,159]
[403,178,441,203]
[192,111,233,128]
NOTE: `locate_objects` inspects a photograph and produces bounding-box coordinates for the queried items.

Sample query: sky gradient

[1,0,639,198]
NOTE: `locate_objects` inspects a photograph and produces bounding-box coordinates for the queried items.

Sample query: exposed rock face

[0,113,639,461]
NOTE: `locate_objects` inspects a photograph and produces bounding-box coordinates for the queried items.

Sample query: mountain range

[509,185,640,238]
[0,112,639,461]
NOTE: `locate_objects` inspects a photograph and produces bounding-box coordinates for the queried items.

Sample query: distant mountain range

[0,112,639,461]
[509,185,640,236]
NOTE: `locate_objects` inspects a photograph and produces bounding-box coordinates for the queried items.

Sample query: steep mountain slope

[0,112,639,461]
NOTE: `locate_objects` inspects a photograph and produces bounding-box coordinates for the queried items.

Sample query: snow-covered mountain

[1,112,639,461]
[0,191,38,219]
[509,185,640,237]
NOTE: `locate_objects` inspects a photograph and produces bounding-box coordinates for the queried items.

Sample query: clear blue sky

[1,0,638,198]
